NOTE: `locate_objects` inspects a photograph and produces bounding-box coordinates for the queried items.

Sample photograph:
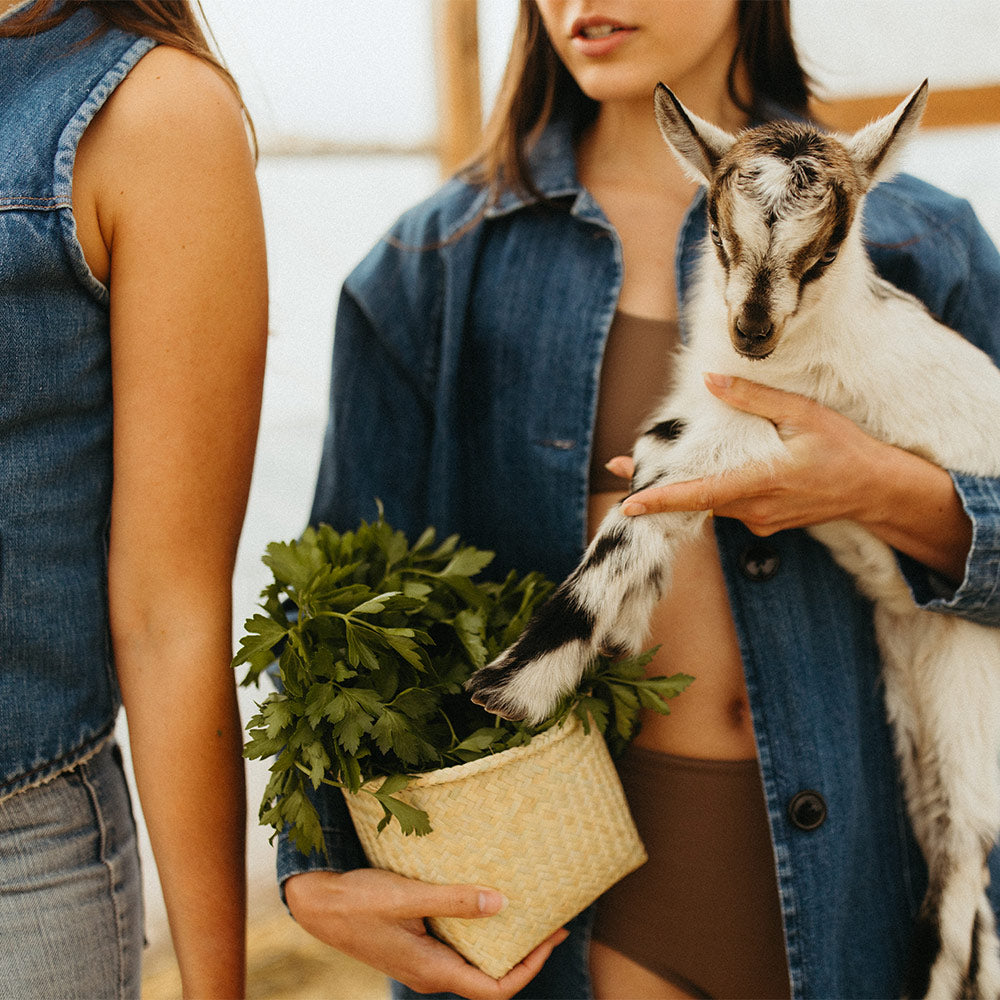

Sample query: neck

[577,73,748,199]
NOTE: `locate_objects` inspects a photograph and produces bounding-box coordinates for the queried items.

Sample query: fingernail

[478,890,508,914]
[621,501,646,517]
[704,372,733,388]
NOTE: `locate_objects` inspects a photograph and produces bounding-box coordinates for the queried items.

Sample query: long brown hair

[471,0,811,201]
[0,0,256,155]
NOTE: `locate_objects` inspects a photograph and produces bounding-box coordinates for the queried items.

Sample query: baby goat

[467,82,1000,999]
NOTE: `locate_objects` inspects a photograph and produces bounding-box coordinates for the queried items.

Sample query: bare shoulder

[74,44,258,282]
[77,43,253,206]
[103,44,249,151]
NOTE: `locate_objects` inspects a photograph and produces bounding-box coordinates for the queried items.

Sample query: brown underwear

[589,312,680,493]
[592,745,791,999]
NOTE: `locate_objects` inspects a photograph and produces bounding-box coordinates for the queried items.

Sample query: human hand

[616,373,889,535]
[284,869,568,999]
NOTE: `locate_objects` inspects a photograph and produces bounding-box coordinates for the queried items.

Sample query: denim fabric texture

[0,741,144,999]
[0,6,155,798]
[279,115,1000,998]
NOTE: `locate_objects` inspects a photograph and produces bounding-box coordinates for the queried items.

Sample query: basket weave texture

[343,715,647,978]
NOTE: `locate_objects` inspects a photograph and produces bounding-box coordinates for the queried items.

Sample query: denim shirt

[0,7,156,798]
[281,116,1000,999]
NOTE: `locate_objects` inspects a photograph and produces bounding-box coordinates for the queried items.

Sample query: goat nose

[735,312,773,343]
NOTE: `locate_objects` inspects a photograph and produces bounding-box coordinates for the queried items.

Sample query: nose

[734,304,774,355]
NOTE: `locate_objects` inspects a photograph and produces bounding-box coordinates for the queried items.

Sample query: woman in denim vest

[280,2,1000,998]
[0,2,266,996]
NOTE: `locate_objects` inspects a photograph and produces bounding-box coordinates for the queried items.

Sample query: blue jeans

[0,740,144,999]
[389,905,593,1000]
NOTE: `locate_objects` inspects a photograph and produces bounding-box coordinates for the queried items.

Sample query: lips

[570,16,636,55]
[578,23,620,39]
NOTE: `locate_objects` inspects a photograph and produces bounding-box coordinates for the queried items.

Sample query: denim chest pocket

[0,200,71,284]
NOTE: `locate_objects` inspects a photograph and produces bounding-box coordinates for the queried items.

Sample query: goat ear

[653,83,736,185]
[846,80,929,189]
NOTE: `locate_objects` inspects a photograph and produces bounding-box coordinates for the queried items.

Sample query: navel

[727,693,753,731]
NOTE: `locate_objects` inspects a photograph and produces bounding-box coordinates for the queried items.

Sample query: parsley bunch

[236,509,692,856]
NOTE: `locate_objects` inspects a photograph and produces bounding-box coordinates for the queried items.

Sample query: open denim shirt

[281,115,1000,1000]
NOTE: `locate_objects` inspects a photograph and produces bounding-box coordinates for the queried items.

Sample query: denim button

[788,790,827,831]
[739,544,780,581]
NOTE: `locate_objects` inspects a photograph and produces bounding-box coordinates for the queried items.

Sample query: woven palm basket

[342,714,646,978]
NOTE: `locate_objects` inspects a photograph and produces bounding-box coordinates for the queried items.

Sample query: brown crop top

[589,312,681,493]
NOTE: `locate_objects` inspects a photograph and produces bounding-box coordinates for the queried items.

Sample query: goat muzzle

[733,310,775,359]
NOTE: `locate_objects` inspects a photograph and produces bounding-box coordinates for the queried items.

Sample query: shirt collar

[483,98,803,215]
[483,115,588,219]
[480,97,804,239]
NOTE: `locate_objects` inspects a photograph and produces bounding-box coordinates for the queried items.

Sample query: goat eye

[710,226,723,248]
[820,248,838,265]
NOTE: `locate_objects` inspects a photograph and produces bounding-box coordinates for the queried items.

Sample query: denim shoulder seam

[52,34,158,306]
[441,183,490,243]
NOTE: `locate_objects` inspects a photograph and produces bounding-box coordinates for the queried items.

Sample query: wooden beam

[812,83,1000,131]
[432,0,482,176]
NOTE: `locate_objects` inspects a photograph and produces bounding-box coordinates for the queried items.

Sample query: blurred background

[128,1,1000,996]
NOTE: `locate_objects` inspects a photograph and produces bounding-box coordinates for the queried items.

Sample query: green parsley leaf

[236,510,692,850]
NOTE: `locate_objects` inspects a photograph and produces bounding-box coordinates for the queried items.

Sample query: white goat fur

[467,83,1000,999]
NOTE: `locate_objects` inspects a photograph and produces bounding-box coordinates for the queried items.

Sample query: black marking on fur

[768,124,829,165]
[790,157,820,191]
[798,185,852,290]
[464,659,520,694]
[968,909,982,991]
[714,164,737,191]
[749,265,772,305]
[505,586,595,663]
[707,195,732,269]
[800,255,833,288]
[628,476,658,495]
[464,586,596,713]
[828,184,852,246]
[905,887,943,1000]
[584,524,629,570]
[646,567,667,598]
[645,418,686,443]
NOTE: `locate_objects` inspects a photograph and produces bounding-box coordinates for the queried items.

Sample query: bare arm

[77,45,267,998]
[619,374,972,582]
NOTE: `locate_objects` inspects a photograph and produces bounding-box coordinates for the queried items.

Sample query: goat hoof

[464,668,531,722]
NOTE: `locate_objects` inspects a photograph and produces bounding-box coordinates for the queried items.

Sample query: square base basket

[343,714,647,978]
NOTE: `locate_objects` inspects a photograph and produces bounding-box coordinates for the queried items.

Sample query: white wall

[199,0,1000,151]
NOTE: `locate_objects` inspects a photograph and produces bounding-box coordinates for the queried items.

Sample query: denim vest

[281,115,1000,999]
[0,7,156,798]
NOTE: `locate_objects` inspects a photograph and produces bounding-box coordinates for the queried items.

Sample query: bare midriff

[587,490,756,760]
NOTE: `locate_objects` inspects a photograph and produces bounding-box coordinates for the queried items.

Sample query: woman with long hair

[280,3,1000,999]
[0,2,267,995]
